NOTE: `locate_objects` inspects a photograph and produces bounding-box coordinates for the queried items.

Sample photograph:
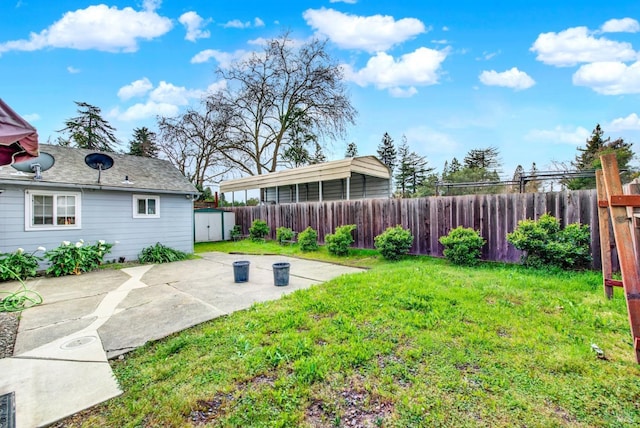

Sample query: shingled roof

[0,144,198,194]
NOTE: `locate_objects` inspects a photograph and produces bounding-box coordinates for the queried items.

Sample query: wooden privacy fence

[228,189,603,267]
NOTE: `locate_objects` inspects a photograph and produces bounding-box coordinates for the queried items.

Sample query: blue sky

[1,0,640,184]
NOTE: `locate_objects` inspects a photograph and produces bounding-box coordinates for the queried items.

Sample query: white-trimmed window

[25,190,81,231]
[133,195,160,218]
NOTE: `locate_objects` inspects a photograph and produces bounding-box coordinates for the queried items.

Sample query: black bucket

[232,260,250,283]
[272,262,290,286]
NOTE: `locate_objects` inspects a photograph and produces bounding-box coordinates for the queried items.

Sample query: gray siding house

[0,144,198,263]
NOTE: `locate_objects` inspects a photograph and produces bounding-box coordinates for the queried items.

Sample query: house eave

[0,178,199,196]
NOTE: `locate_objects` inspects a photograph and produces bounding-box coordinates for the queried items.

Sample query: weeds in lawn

[64,245,640,428]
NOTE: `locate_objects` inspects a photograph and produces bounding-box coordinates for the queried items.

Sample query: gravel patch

[0,312,20,358]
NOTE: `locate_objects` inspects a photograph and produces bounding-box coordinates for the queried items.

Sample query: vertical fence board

[228,189,604,267]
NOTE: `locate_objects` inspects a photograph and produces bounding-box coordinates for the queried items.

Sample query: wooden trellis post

[597,153,640,363]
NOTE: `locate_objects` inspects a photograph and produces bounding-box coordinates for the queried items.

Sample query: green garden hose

[0,266,43,312]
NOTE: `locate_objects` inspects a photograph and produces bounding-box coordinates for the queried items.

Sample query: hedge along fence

[228,189,607,268]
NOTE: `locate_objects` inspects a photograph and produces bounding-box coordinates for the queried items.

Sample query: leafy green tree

[345,142,358,158]
[377,132,397,173]
[567,124,634,189]
[57,101,118,152]
[128,127,158,157]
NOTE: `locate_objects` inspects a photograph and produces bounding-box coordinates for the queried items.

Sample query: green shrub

[45,240,114,277]
[374,225,414,260]
[297,227,319,252]
[276,227,295,245]
[139,242,188,264]
[0,247,44,281]
[325,224,356,256]
[249,219,269,241]
[506,213,591,269]
[439,226,485,266]
[230,225,242,240]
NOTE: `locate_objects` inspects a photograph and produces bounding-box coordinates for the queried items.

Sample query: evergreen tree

[464,146,501,170]
[567,124,634,189]
[526,162,541,193]
[442,160,450,181]
[345,142,358,158]
[309,142,327,164]
[128,127,158,157]
[395,137,411,197]
[511,164,525,193]
[407,151,435,195]
[377,132,397,173]
[450,157,462,173]
[57,101,118,152]
[281,108,317,167]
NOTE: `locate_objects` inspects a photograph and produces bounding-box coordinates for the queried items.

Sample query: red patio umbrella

[0,98,39,166]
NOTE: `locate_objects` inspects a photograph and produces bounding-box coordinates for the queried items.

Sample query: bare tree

[213,32,356,175]
[157,96,233,189]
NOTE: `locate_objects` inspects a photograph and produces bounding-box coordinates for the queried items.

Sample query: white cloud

[254,17,265,27]
[190,48,248,68]
[303,8,426,52]
[476,50,500,61]
[149,81,203,105]
[608,113,640,131]
[389,87,418,97]
[67,66,80,73]
[530,26,637,67]
[525,125,591,145]
[223,19,251,29]
[601,18,640,33]
[431,39,448,45]
[342,47,448,96]
[0,4,172,54]
[142,0,161,12]
[22,113,40,122]
[117,77,153,100]
[442,26,449,32]
[110,102,179,121]
[206,80,227,94]
[479,67,535,90]
[404,126,460,156]
[573,61,640,94]
[179,11,211,42]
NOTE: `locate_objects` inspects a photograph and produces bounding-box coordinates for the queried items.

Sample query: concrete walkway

[0,252,364,427]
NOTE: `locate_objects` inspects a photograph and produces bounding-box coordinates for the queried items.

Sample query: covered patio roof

[220,155,390,193]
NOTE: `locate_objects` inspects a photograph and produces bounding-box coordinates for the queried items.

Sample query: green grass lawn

[71,241,640,427]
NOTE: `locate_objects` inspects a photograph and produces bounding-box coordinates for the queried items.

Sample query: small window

[25,190,81,231]
[133,195,160,218]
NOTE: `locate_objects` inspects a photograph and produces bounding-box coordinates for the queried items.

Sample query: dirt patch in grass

[305,376,394,427]
[189,393,235,425]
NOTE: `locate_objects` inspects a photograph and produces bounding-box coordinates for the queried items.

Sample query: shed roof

[220,156,390,193]
[0,144,198,194]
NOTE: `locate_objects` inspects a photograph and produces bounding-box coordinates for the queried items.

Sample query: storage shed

[194,208,235,242]
[220,156,391,204]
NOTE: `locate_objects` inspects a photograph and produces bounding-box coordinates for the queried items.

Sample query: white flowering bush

[44,240,114,277]
[0,247,45,281]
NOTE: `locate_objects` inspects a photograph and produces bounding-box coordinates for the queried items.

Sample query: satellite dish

[12,152,55,180]
[85,153,114,183]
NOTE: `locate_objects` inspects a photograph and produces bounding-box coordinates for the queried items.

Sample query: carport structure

[220,156,391,205]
